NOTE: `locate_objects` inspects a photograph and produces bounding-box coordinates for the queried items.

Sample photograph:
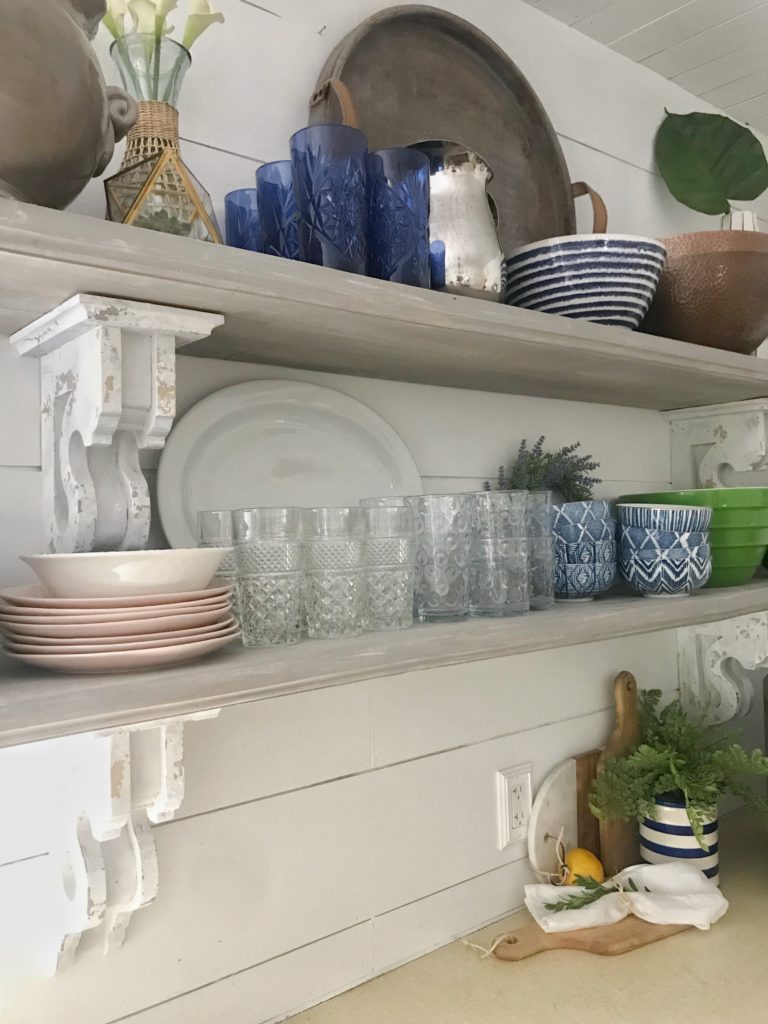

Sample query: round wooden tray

[309,4,577,255]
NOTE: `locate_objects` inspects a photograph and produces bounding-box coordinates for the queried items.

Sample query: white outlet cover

[496,763,532,850]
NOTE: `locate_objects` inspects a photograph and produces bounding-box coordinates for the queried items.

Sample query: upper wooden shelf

[1,581,767,749]
[0,200,766,410]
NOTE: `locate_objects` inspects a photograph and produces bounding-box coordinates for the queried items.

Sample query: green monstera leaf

[655,111,768,215]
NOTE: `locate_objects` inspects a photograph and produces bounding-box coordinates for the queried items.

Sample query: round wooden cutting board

[309,4,577,256]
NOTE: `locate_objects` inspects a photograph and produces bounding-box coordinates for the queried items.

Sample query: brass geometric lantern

[105,100,222,243]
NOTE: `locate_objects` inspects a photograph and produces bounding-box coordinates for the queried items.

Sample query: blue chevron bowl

[619,544,712,597]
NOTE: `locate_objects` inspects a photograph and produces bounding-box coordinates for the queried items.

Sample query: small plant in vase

[647,109,768,354]
[102,0,225,241]
[590,689,768,881]
[486,436,601,502]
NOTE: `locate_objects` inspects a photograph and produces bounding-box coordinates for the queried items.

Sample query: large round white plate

[157,380,423,548]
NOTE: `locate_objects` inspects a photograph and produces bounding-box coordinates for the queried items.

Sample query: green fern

[590,689,768,848]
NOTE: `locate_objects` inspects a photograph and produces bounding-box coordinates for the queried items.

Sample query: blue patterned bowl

[552,500,616,546]
[619,544,712,597]
[620,526,709,552]
[555,560,616,600]
[505,234,666,330]
[618,504,712,533]
[555,537,616,564]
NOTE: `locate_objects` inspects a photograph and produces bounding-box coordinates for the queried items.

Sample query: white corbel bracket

[10,294,223,553]
[666,399,768,489]
[678,612,768,724]
[0,710,219,983]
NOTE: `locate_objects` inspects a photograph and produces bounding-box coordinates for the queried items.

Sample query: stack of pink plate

[0,547,240,674]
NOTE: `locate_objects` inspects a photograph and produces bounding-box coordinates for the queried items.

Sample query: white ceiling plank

[573,0,692,46]
[724,92,768,124]
[642,4,768,79]
[673,41,768,94]
[703,67,768,109]
[534,0,613,25]
[612,0,768,63]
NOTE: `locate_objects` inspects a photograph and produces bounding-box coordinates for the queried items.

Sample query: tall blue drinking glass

[366,148,430,287]
[224,189,262,252]
[290,124,368,274]
[255,160,300,260]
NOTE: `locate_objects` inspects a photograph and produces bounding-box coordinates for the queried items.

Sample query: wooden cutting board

[493,915,690,961]
[597,671,641,876]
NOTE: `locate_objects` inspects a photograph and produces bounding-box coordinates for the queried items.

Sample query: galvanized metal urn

[410,140,506,302]
[0,0,137,209]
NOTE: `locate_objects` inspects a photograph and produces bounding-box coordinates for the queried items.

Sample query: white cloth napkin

[524,862,729,933]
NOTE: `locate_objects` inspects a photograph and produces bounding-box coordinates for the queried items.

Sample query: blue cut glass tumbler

[366,148,430,287]
[256,160,300,260]
[224,189,262,252]
[290,124,368,274]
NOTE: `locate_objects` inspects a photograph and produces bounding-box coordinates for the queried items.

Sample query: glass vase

[110,34,191,105]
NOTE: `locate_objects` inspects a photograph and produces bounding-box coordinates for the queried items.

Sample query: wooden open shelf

[1,581,767,749]
[0,200,766,410]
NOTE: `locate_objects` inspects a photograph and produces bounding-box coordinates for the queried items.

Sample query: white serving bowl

[20,548,232,599]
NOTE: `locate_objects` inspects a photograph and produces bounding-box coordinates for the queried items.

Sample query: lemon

[563,848,605,885]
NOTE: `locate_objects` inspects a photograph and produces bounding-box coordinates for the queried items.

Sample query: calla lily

[128,0,159,34]
[102,0,129,37]
[182,0,225,49]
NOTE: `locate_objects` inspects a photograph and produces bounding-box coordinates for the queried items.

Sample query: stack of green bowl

[618,488,768,588]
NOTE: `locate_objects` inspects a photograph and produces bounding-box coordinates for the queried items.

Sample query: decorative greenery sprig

[103,0,225,49]
[485,436,601,502]
[545,875,641,913]
[590,690,768,848]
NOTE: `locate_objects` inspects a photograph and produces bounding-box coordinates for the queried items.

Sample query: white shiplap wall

[0,2,746,1022]
[524,0,768,134]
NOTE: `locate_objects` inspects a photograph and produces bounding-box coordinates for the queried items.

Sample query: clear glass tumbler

[405,494,473,622]
[363,506,416,631]
[469,491,529,617]
[304,507,365,639]
[360,496,408,508]
[526,491,555,611]
[198,508,239,624]
[233,508,304,647]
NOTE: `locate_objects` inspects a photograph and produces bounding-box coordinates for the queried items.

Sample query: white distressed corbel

[10,294,223,553]
[678,612,768,724]
[666,399,768,489]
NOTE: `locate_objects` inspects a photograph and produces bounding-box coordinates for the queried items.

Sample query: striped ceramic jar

[640,795,719,885]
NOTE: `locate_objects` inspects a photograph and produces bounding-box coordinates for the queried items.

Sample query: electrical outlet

[496,763,532,850]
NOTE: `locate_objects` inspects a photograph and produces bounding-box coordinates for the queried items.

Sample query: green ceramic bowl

[618,487,768,588]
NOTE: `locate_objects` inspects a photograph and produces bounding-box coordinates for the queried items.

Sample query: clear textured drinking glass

[363,506,416,631]
[405,494,473,622]
[469,491,529,617]
[366,148,430,287]
[198,510,237,577]
[224,189,263,252]
[526,491,555,611]
[233,508,304,647]
[304,507,365,639]
[255,160,300,260]
[360,496,408,508]
[290,124,368,274]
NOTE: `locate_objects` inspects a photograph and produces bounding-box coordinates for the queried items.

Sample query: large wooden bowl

[644,230,768,355]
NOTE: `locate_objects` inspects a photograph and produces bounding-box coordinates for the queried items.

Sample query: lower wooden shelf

[1,582,767,749]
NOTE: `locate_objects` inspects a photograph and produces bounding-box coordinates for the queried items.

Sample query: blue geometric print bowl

[552,500,615,545]
[620,526,709,552]
[555,560,616,600]
[555,538,616,564]
[619,544,712,597]
[505,234,666,330]
[617,504,712,533]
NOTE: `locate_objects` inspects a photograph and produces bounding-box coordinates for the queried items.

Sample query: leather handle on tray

[309,78,360,129]
[572,181,608,233]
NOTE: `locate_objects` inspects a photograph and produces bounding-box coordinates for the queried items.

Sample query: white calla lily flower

[103,0,129,37]
[182,0,225,49]
[127,0,159,34]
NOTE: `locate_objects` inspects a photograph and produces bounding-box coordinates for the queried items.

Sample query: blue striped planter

[640,795,719,885]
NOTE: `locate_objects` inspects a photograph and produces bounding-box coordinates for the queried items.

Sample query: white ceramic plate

[0,582,231,610]
[2,630,240,675]
[0,606,232,638]
[3,619,238,654]
[157,380,423,548]
[1,615,236,648]
[20,548,230,599]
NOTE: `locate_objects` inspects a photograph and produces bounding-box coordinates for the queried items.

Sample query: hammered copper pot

[0,0,137,209]
[644,230,768,355]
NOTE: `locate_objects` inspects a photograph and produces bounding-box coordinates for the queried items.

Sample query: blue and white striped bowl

[505,234,666,330]
[618,503,712,533]
[640,795,719,885]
